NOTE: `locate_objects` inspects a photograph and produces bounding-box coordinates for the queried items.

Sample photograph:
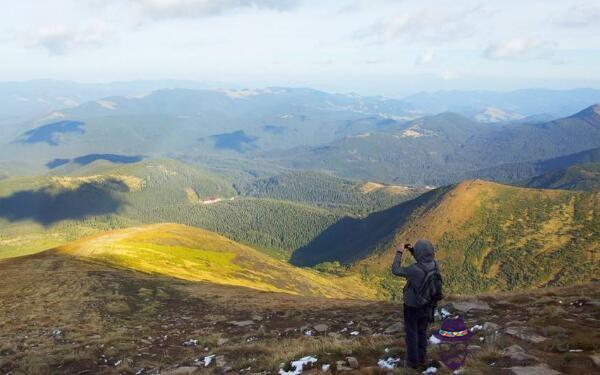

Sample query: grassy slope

[357,180,599,296]
[1,245,597,374]
[54,223,377,299]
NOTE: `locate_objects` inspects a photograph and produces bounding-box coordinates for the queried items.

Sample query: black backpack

[413,262,443,308]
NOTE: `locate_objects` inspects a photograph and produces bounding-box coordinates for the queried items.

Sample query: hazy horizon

[2,0,600,96]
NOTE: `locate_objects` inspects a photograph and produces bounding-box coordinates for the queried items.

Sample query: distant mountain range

[1,83,599,187]
[269,105,600,185]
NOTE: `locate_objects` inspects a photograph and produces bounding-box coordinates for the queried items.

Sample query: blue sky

[2,0,600,96]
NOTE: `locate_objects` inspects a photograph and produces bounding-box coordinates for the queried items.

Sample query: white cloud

[415,50,434,66]
[23,21,113,55]
[554,3,600,28]
[131,0,299,19]
[352,5,488,45]
[483,37,554,60]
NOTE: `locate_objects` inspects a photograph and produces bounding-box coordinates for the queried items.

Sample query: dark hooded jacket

[391,239,437,307]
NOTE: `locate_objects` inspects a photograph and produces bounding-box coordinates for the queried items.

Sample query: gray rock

[505,327,548,344]
[216,355,227,368]
[590,354,600,368]
[163,366,198,375]
[346,357,359,369]
[217,338,228,346]
[509,364,561,374]
[483,322,500,332]
[314,324,329,332]
[502,344,538,362]
[453,300,491,312]
[467,345,482,351]
[384,322,403,334]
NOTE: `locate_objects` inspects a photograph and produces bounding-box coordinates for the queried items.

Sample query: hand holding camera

[397,243,413,254]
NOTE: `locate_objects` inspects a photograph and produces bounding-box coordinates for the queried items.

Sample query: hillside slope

[3,239,596,374]
[467,146,600,183]
[54,223,376,299]
[520,163,600,191]
[294,180,599,295]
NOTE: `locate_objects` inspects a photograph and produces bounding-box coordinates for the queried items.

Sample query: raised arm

[391,249,410,277]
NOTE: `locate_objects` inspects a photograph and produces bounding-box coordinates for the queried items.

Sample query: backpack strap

[411,262,431,291]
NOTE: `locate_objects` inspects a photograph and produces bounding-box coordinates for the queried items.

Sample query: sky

[2,0,600,96]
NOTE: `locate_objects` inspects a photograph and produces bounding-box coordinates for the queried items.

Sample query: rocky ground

[0,253,599,374]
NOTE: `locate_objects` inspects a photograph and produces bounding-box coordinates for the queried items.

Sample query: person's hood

[413,239,434,263]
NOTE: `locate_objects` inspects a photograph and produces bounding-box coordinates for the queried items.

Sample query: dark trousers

[404,304,430,368]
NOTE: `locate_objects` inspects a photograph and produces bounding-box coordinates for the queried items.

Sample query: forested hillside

[140,198,341,259]
[243,170,424,215]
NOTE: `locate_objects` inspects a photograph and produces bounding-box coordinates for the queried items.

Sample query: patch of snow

[183,338,198,346]
[280,114,294,119]
[377,357,401,370]
[304,330,313,336]
[470,325,483,332]
[114,360,122,367]
[569,349,583,352]
[429,335,441,345]
[422,367,437,374]
[350,331,359,336]
[203,354,215,366]
[402,129,424,138]
[279,356,318,375]
[321,364,330,372]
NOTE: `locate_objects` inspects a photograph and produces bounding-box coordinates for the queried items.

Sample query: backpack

[413,262,444,308]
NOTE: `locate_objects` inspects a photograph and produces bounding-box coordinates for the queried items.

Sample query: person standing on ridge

[391,239,443,370]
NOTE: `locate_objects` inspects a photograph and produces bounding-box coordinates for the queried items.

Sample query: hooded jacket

[391,239,437,307]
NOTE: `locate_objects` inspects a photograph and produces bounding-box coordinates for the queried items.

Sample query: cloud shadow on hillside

[18,120,85,146]
[0,179,128,226]
[46,154,144,169]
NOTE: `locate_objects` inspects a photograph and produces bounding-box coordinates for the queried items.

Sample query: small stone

[229,320,254,327]
[346,357,359,369]
[384,322,403,334]
[509,363,561,375]
[162,366,198,375]
[467,345,482,351]
[314,324,329,332]
[217,338,228,346]
[216,355,227,367]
